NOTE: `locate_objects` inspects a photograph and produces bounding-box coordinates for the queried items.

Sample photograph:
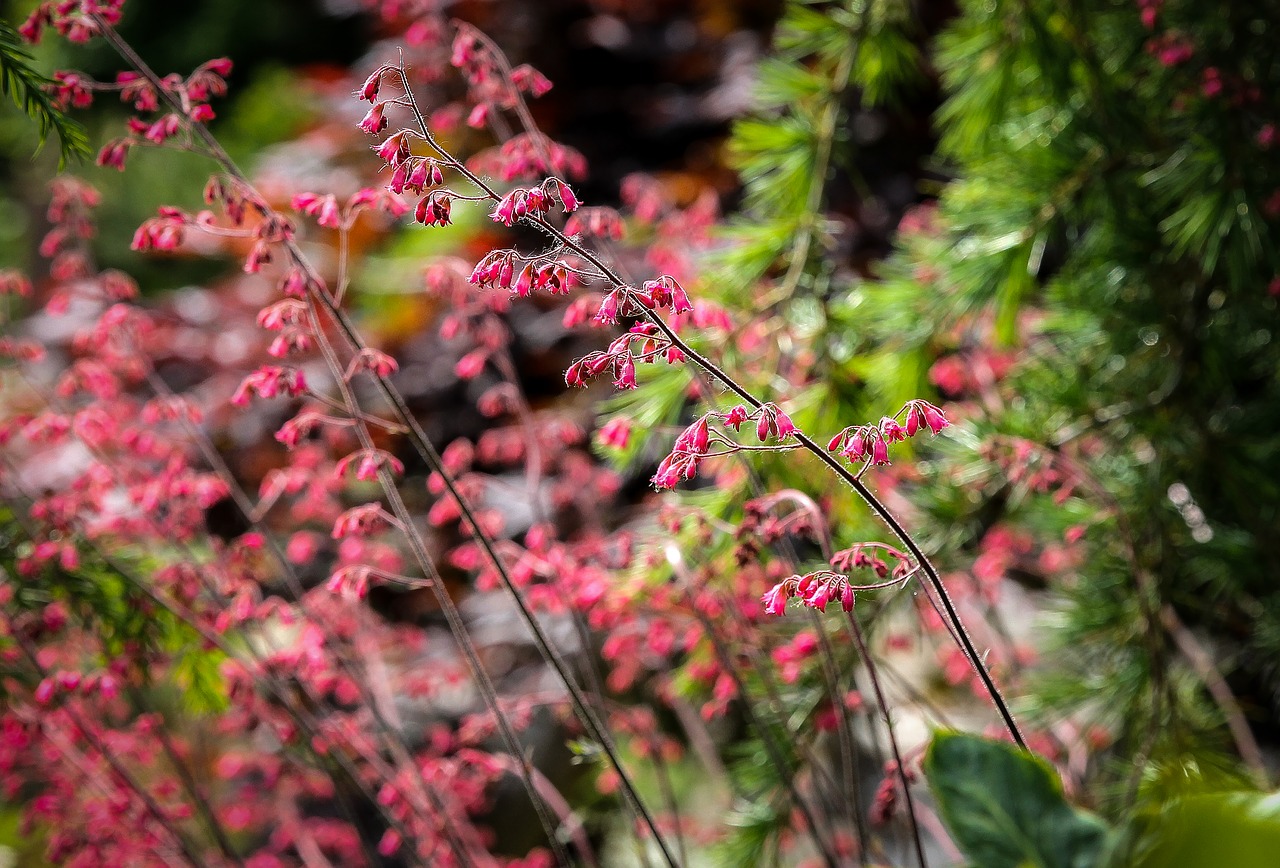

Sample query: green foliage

[850,0,1280,812]
[0,17,89,167]
[0,509,227,713]
[927,733,1280,868]
[1114,791,1280,868]
[925,732,1108,868]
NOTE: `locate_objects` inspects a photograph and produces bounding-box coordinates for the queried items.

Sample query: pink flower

[510,64,553,97]
[512,263,535,296]
[871,434,890,465]
[565,358,588,387]
[377,829,402,857]
[375,131,411,166]
[761,581,792,616]
[723,405,750,430]
[357,67,386,102]
[594,288,625,324]
[359,102,387,134]
[773,408,797,439]
[455,349,488,380]
[880,417,906,443]
[613,353,637,389]
[467,102,490,128]
[597,417,631,449]
[95,140,130,171]
[332,504,394,539]
[554,179,579,212]
[674,416,711,455]
[34,679,56,705]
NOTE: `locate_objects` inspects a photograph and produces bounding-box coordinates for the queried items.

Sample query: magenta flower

[597,417,631,449]
[375,131,411,166]
[761,582,792,616]
[359,102,387,134]
[554,179,579,212]
[723,405,750,430]
[415,191,452,227]
[879,417,904,443]
[357,67,386,102]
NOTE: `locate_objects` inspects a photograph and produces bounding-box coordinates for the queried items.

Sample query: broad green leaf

[925,732,1108,868]
[1114,792,1280,868]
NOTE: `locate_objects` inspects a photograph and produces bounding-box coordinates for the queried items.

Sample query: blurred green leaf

[925,732,1109,868]
[1112,792,1280,868]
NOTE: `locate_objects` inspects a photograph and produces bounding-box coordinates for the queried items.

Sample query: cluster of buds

[830,543,910,577]
[470,250,574,296]
[293,188,408,233]
[203,175,271,226]
[489,177,579,227]
[326,565,376,601]
[48,71,92,110]
[290,193,342,229]
[652,415,714,489]
[762,570,856,616]
[274,409,346,448]
[230,365,308,406]
[242,213,296,274]
[592,276,692,326]
[566,321,695,392]
[827,399,949,466]
[583,276,687,327]
[335,448,405,482]
[763,544,914,616]
[450,25,561,136]
[331,503,397,539]
[388,157,445,196]
[345,347,399,380]
[414,190,453,227]
[88,58,233,171]
[129,206,187,252]
[565,206,625,240]
[469,133,588,183]
[361,98,458,227]
[565,343,637,391]
[19,1,125,45]
[652,403,798,490]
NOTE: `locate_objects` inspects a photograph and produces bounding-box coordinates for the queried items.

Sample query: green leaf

[0,18,90,167]
[925,732,1108,868]
[1113,792,1280,868]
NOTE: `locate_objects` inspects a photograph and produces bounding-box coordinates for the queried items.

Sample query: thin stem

[845,611,928,868]
[400,79,1026,745]
[90,21,665,864]
[137,689,247,867]
[666,545,840,868]
[301,301,570,867]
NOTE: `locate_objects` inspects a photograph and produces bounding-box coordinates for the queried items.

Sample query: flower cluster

[826,399,949,466]
[762,544,914,616]
[652,403,798,489]
[489,178,579,227]
[469,250,575,296]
